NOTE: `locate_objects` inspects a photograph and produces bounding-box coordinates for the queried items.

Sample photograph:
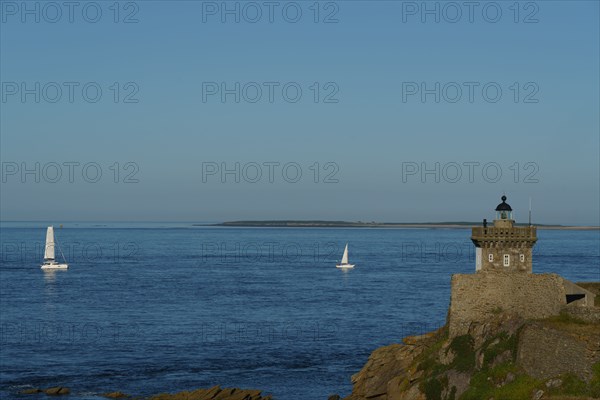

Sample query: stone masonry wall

[517,321,600,382]
[448,271,566,336]
[481,245,533,272]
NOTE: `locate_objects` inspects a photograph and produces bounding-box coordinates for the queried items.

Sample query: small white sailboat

[40,226,68,270]
[336,243,355,269]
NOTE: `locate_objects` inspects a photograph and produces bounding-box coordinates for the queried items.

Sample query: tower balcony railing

[471,226,537,240]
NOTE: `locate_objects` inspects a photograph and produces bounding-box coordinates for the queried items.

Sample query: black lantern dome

[495,195,512,212]
[495,195,513,220]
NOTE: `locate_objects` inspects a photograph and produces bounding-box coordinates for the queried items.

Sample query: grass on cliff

[416,327,449,375]
[545,311,588,325]
[545,366,600,399]
[589,362,600,398]
[415,320,599,400]
[448,335,476,372]
[461,363,539,400]
[417,325,599,400]
[460,362,600,400]
[421,378,443,400]
[541,311,599,337]
[481,331,520,368]
[461,332,600,400]
[417,333,476,375]
[418,334,476,400]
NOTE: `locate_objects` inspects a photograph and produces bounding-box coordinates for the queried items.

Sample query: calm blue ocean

[0,224,598,399]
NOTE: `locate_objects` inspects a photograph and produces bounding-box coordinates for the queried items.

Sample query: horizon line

[1,219,600,228]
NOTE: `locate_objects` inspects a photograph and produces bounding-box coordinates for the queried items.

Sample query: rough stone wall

[517,322,600,382]
[471,225,537,273]
[563,305,600,324]
[481,245,532,272]
[448,272,566,336]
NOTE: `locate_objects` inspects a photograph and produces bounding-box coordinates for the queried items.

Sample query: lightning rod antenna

[529,196,532,226]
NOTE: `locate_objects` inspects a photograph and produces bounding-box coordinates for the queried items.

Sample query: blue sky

[1,1,599,224]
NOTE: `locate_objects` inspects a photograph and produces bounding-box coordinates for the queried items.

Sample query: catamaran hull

[41,264,68,270]
[336,264,355,269]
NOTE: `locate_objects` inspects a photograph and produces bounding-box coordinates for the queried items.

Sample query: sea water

[0,224,598,399]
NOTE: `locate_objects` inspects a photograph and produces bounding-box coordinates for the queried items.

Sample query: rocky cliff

[342,308,600,400]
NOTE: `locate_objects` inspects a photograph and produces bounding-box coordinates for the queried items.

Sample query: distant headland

[205,220,599,230]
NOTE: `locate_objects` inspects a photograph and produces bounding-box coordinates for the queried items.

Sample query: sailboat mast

[341,243,349,264]
[44,226,55,261]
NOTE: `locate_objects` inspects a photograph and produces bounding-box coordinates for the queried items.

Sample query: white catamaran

[336,243,355,269]
[40,226,69,270]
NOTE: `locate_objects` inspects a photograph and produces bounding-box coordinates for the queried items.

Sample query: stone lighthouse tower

[471,195,537,273]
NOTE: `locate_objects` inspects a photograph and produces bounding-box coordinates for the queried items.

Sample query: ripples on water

[1,224,598,399]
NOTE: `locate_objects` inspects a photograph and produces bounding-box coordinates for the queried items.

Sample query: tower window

[520,254,525,262]
[504,254,510,267]
[488,254,493,262]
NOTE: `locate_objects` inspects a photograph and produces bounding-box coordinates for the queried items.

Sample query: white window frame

[504,254,510,267]
[488,254,493,262]
[520,254,525,262]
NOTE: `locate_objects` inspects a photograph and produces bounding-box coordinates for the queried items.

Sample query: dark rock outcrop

[44,387,70,395]
[20,388,42,394]
[148,386,271,400]
[22,386,269,399]
[21,387,70,396]
[102,392,129,398]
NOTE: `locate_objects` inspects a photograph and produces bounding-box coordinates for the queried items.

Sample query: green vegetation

[416,328,449,375]
[541,366,600,399]
[413,321,598,400]
[558,374,588,395]
[448,335,476,372]
[590,362,600,398]
[461,362,600,400]
[461,363,541,400]
[544,311,588,326]
[421,377,443,400]
[481,331,519,368]
[447,386,457,400]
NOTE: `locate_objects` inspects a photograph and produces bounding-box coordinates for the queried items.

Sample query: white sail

[44,226,55,260]
[341,243,349,264]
